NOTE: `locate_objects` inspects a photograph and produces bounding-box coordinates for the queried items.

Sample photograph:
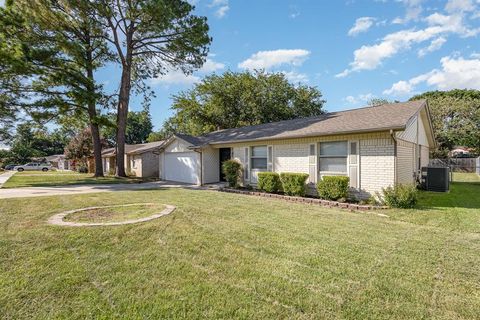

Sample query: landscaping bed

[219,187,388,211]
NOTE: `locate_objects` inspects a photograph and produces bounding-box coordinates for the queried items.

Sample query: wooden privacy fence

[429,157,479,173]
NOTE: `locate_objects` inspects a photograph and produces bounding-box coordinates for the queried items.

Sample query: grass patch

[2,171,150,188]
[64,203,166,223]
[0,177,479,318]
[388,172,480,232]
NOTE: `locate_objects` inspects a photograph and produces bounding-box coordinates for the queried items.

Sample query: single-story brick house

[157,100,435,198]
[102,141,164,177]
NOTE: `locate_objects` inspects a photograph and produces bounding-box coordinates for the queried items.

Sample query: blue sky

[3,0,480,131]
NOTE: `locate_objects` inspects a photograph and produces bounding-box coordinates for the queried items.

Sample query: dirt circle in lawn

[48,203,176,227]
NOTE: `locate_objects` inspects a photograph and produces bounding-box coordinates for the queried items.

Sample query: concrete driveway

[0,171,16,188]
[0,180,224,199]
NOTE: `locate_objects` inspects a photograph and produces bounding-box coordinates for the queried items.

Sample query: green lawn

[2,171,149,188]
[388,172,480,232]
[0,175,479,319]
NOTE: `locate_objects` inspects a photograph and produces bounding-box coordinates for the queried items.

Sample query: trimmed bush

[279,172,309,196]
[381,184,418,208]
[317,176,350,201]
[77,165,88,173]
[257,172,282,193]
[222,160,242,188]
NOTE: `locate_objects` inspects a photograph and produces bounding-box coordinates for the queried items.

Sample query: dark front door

[219,148,232,182]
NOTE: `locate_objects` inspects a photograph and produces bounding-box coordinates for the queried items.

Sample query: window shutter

[267,145,273,171]
[244,147,249,181]
[308,143,317,183]
[348,141,359,189]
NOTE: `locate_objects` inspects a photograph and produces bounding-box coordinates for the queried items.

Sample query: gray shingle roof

[102,140,165,157]
[183,100,426,146]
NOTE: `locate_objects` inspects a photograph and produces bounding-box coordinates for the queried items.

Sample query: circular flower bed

[48,203,175,227]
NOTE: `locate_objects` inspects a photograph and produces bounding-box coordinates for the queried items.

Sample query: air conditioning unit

[424,167,450,192]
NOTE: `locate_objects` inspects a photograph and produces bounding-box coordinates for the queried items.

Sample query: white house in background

[45,154,72,170]
[102,141,164,177]
[157,100,435,198]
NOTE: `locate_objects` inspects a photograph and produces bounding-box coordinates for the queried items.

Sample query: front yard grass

[0,175,479,319]
[2,171,150,188]
[388,172,480,232]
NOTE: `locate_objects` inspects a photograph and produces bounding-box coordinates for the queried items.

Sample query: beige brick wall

[359,138,395,198]
[225,132,395,198]
[274,143,309,174]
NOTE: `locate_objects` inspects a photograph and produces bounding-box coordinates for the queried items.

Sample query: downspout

[390,129,398,184]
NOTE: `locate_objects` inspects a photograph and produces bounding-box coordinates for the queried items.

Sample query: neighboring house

[44,154,73,170]
[157,100,435,199]
[102,141,164,177]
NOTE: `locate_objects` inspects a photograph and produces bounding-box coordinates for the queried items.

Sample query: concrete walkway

[0,171,16,188]
[0,180,224,199]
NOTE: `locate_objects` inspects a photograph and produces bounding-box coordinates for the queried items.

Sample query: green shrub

[317,176,350,201]
[257,172,282,193]
[222,160,242,188]
[381,184,418,208]
[77,166,88,173]
[279,172,309,196]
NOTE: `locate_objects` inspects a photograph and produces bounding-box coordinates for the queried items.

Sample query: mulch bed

[219,188,389,212]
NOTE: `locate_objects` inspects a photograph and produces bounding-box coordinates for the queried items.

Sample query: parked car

[4,164,21,170]
[14,163,52,172]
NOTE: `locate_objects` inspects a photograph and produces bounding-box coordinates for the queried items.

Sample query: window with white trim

[251,146,267,170]
[319,141,348,173]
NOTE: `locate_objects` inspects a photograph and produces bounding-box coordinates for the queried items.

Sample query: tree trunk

[85,36,104,178]
[115,63,132,177]
[89,120,104,177]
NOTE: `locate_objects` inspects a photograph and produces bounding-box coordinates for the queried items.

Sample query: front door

[219,148,232,182]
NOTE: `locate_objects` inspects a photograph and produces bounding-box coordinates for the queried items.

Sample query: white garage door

[164,152,200,184]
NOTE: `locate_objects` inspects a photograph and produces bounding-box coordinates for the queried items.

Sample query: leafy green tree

[2,122,70,164]
[103,108,153,145]
[162,70,326,136]
[410,89,480,155]
[146,131,166,143]
[64,128,95,171]
[367,98,395,106]
[96,0,211,176]
[0,0,112,176]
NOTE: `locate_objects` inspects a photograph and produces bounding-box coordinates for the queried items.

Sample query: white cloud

[0,0,4,6]
[383,80,415,95]
[215,5,229,18]
[383,55,480,96]
[200,58,225,72]
[336,9,479,77]
[289,5,300,19]
[209,0,229,18]
[445,0,475,13]
[238,49,310,70]
[392,0,424,24]
[152,70,200,86]
[348,17,376,36]
[418,36,447,56]
[152,58,225,86]
[282,71,309,83]
[343,93,375,104]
